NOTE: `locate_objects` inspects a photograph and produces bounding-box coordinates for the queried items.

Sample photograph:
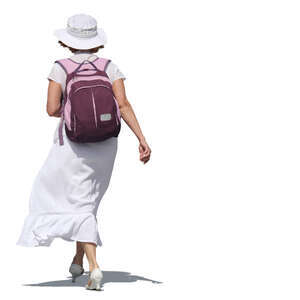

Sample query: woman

[17,14,151,291]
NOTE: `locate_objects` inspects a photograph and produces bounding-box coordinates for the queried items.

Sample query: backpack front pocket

[69,82,120,142]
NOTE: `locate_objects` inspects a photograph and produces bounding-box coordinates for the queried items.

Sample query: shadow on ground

[23,270,162,290]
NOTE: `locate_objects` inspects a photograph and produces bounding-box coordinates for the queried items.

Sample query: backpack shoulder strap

[54,58,79,75]
[55,58,79,147]
[93,58,111,72]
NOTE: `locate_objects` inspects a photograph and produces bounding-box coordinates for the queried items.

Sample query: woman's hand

[139,138,151,164]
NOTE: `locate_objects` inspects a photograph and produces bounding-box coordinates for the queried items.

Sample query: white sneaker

[85,268,103,291]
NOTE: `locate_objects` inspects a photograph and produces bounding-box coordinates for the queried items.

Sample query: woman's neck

[74,50,93,54]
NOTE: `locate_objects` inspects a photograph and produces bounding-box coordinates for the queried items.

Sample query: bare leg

[82,242,99,272]
[72,241,84,267]
[82,242,100,287]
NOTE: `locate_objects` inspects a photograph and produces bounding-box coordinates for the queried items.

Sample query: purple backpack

[56,57,121,145]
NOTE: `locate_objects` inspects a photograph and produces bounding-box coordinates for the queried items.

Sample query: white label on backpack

[100,113,112,121]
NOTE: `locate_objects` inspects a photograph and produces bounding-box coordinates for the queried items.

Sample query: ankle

[72,254,83,266]
[89,263,99,272]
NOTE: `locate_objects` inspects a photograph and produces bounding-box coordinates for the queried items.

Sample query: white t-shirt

[47,52,126,92]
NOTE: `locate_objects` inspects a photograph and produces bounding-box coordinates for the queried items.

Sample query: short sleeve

[105,61,126,83]
[47,63,66,91]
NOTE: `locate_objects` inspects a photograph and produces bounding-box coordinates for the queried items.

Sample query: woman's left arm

[112,78,151,164]
[47,80,62,117]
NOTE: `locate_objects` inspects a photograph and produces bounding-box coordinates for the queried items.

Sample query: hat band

[67,24,97,38]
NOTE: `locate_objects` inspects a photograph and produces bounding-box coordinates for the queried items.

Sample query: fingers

[143,149,150,157]
[139,141,151,164]
[141,147,150,158]
[140,155,150,164]
[140,150,151,164]
[139,145,144,154]
[143,156,150,164]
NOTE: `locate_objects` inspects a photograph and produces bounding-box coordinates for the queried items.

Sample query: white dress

[17,53,125,247]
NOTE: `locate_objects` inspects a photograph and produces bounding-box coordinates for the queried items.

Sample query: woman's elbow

[118,99,131,110]
[47,108,55,116]
[47,106,60,117]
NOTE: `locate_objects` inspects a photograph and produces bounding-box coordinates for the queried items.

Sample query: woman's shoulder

[49,58,69,73]
[104,59,126,83]
[48,56,126,83]
[47,59,67,84]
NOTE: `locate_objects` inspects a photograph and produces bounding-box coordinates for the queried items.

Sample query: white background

[0,0,299,299]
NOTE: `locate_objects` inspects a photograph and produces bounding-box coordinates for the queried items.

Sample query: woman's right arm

[47,80,62,117]
[112,78,151,164]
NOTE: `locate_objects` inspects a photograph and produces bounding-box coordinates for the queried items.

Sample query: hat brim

[54,28,107,50]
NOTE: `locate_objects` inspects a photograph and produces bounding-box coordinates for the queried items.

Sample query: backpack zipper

[115,111,119,126]
[73,84,112,95]
[91,89,98,128]
[73,114,76,133]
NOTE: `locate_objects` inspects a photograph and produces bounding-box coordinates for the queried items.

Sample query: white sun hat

[54,14,107,50]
